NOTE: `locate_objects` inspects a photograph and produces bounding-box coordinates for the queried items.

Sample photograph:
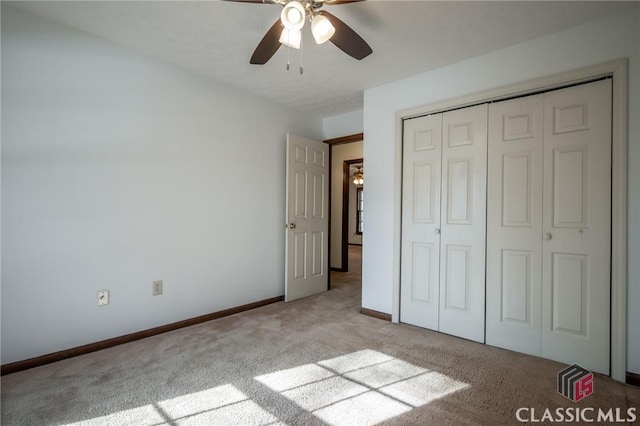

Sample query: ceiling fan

[224,0,372,65]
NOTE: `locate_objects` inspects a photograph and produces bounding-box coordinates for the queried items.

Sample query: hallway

[330,245,362,293]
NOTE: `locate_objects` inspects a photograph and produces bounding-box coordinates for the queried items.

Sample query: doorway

[325,133,363,285]
[341,158,364,272]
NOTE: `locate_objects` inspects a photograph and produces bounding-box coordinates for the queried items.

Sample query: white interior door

[486,94,544,355]
[439,104,488,343]
[400,114,443,330]
[285,133,329,302]
[541,79,611,374]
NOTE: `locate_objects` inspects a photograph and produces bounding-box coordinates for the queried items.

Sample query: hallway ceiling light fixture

[223,0,372,67]
[352,167,364,186]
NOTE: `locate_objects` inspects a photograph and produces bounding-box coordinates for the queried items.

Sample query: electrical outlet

[98,290,109,306]
[153,280,163,296]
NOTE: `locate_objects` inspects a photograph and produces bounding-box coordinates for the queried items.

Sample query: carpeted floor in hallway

[1,245,639,425]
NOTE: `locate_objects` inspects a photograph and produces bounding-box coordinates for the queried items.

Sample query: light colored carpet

[2,246,639,425]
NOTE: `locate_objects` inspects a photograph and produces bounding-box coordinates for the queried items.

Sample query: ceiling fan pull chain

[299,30,304,74]
[286,45,291,70]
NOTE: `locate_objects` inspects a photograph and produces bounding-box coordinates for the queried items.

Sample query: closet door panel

[439,104,487,343]
[541,79,611,375]
[486,95,544,355]
[400,114,443,330]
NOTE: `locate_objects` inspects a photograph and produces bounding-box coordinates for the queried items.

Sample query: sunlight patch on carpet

[255,349,470,425]
[66,349,467,426]
[65,384,279,426]
[254,363,335,392]
[156,383,278,424]
[314,391,411,425]
[64,404,165,425]
[170,399,279,425]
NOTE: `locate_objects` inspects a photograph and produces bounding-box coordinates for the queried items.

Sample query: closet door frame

[392,58,628,382]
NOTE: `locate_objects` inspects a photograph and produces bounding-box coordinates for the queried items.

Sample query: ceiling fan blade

[221,0,277,3]
[320,10,372,60]
[250,19,284,64]
[323,0,364,4]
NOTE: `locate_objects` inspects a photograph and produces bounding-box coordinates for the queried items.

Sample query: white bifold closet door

[486,79,612,374]
[486,94,545,355]
[400,114,442,332]
[401,104,487,343]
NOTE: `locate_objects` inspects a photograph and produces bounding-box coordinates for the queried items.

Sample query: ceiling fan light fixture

[311,14,335,44]
[279,27,302,49]
[281,1,305,30]
[236,0,372,66]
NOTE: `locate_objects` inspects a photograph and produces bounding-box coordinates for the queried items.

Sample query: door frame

[325,133,364,278]
[393,59,628,382]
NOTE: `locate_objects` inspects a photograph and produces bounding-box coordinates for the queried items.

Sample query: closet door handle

[434,228,441,235]
[544,233,552,240]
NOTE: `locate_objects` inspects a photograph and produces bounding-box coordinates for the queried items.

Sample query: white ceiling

[10,1,636,118]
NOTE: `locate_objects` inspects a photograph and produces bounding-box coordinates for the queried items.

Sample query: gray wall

[1,6,322,364]
[322,110,363,141]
